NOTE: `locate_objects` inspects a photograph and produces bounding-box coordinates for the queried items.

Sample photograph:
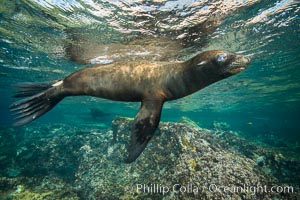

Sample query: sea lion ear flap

[124,98,164,163]
[197,61,207,66]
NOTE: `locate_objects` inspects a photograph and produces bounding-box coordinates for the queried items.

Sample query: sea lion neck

[183,54,224,84]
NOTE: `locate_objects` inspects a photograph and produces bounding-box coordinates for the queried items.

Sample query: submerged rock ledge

[0,117,299,199]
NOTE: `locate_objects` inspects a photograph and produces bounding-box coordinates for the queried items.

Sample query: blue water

[1,0,299,142]
[0,0,299,198]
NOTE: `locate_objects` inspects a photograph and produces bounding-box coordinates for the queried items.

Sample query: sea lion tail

[9,80,65,126]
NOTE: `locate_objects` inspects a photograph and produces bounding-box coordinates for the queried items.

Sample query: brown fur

[10,50,250,162]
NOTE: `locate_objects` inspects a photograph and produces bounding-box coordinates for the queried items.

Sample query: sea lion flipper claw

[124,98,164,163]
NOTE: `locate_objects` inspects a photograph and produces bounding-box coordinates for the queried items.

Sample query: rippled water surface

[0,0,299,141]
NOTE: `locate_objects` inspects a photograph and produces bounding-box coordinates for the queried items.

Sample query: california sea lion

[10,50,250,163]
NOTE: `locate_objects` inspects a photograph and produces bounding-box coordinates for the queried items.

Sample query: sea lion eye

[217,53,227,62]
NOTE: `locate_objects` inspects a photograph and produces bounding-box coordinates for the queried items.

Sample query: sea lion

[10,50,250,163]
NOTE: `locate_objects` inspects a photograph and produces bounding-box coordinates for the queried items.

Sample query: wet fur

[10,50,249,162]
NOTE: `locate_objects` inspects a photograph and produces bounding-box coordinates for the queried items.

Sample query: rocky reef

[0,117,299,199]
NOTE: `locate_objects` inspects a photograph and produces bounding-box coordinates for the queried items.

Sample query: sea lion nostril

[235,56,250,66]
[245,56,251,63]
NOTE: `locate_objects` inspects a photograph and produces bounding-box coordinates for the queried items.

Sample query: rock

[0,176,79,200]
[74,117,299,199]
[256,156,266,167]
[0,118,299,199]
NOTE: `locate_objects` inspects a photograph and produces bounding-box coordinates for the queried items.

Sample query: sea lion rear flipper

[10,80,65,126]
[125,98,164,163]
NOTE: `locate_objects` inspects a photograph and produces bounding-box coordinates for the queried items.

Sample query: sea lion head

[193,50,250,78]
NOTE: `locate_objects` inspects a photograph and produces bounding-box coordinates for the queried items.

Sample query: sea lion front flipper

[125,98,164,163]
